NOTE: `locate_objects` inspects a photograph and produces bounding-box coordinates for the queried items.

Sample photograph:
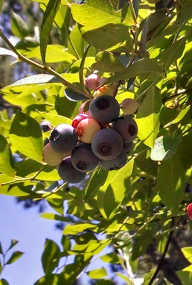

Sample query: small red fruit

[187,203,192,219]
[76,117,101,143]
[72,113,88,129]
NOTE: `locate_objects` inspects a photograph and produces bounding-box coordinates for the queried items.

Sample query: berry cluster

[42,73,138,183]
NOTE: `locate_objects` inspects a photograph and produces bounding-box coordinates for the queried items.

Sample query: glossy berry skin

[187,203,192,219]
[71,143,99,172]
[100,150,127,170]
[72,113,88,129]
[89,95,120,124]
[85,73,101,90]
[76,117,101,143]
[112,116,138,143]
[50,124,78,153]
[43,142,68,166]
[91,128,123,161]
[58,157,86,183]
[40,120,52,132]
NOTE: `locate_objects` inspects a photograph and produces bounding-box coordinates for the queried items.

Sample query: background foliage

[0,0,192,284]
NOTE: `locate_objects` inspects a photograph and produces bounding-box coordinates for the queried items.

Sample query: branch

[148,225,174,285]
[0,29,91,98]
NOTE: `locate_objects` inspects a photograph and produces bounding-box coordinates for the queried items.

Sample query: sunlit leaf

[40,0,61,63]
[41,239,60,274]
[6,251,23,264]
[10,112,43,162]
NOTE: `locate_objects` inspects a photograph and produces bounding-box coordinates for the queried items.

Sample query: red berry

[72,113,88,129]
[187,203,192,219]
[76,117,101,143]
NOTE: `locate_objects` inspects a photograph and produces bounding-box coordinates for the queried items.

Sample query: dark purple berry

[100,150,127,170]
[71,143,99,172]
[58,157,86,183]
[89,95,120,124]
[50,124,78,153]
[91,128,123,160]
[112,116,138,142]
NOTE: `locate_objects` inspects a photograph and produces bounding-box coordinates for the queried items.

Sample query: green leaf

[40,213,72,223]
[93,51,126,72]
[82,24,132,50]
[164,106,191,128]
[68,24,84,58]
[98,160,134,219]
[88,268,107,279]
[177,271,192,285]
[47,195,64,215]
[181,247,192,263]
[100,253,119,263]
[63,223,97,235]
[0,47,18,58]
[55,95,80,119]
[7,239,19,251]
[41,239,60,274]
[150,134,182,161]
[95,280,115,285]
[110,58,163,82]
[11,12,29,38]
[136,86,161,148]
[10,112,43,162]
[8,74,55,86]
[160,38,185,70]
[176,0,192,24]
[34,274,62,285]
[6,251,23,264]
[183,265,192,272]
[155,154,185,210]
[0,135,15,177]
[0,184,34,197]
[40,0,61,64]
[62,255,91,284]
[0,0,4,12]
[0,279,9,285]
[36,111,72,127]
[71,0,133,31]
[20,45,75,64]
[116,272,134,284]
[84,166,108,199]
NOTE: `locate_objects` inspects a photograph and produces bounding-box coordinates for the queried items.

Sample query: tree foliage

[0,0,192,284]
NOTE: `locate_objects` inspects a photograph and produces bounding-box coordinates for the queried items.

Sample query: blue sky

[0,195,61,284]
[0,195,143,285]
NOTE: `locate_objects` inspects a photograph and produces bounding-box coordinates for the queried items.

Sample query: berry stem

[79,44,92,97]
[0,29,90,98]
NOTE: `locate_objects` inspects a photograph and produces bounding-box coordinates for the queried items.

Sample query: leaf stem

[0,29,90,98]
